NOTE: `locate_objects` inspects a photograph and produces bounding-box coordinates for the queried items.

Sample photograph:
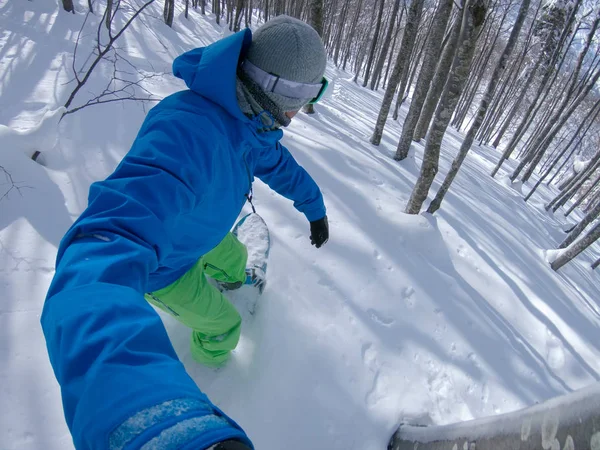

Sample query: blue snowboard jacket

[41,29,326,450]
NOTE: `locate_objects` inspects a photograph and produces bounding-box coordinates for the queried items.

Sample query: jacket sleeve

[41,110,252,450]
[254,142,326,222]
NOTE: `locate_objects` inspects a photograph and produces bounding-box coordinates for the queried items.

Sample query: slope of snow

[1,2,599,450]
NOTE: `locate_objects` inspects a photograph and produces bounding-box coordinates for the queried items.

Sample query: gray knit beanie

[244,15,327,114]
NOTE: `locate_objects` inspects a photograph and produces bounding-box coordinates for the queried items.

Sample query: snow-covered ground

[1,1,599,449]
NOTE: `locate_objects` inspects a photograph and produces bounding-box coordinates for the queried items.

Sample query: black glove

[212,440,252,450]
[310,216,329,248]
[210,440,250,450]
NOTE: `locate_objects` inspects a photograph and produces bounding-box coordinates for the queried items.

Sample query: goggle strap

[242,60,323,100]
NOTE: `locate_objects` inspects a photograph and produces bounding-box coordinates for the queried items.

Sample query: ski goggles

[242,60,329,105]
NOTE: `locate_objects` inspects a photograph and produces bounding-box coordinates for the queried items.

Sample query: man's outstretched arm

[42,110,253,450]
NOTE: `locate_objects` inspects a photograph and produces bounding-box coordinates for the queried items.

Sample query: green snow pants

[145,232,248,366]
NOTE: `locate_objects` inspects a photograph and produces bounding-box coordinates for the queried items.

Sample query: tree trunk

[214,0,220,23]
[369,0,401,90]
[592,258,600,270]
[489,57,542,159]
[370,0,425,145]
[494,0,582,169]
[362,0,386,87]
[405,0,486,214]
[413,10,463,141]
[392,15,430,120]
[332,0,350,66]
[394,0,453,161]
[450,8,495,128]
[510,66,600,183]
[164,0,175,26]
[274,0,284,16]
[302,0,323,115]
[478,0,542,146]
[382,15,403,88]
[546,154,600,212]
[451,3,511,130]
[585,192,600,213]
[185,0,190,18]
[524,99,600,201]
[355,0,380,82]
[392,30,422,120]
[341,0,364,71]
[547,131,597,187]
[564,174,600,218]
[552,221,600,271]
[233,0,245,31]
[62,0,75,12]
[427,0,531,212]
[512,14,599,182]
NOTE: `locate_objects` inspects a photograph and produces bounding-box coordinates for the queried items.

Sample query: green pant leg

[202,232,248,284]
[145,259,242,366]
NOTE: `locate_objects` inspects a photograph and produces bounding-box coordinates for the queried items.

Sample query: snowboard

[229,213,270,314]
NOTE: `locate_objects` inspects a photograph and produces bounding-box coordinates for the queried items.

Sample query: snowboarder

[41,15,329,450]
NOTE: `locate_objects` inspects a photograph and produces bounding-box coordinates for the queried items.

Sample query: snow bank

[0,107,64,162]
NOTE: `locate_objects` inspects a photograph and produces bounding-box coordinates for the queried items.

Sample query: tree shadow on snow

[0,151,73,248]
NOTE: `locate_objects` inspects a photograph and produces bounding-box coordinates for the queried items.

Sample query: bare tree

[413,9,463,141]
[510,11,600,183]
[63,0,159,116]
[379,13,404,89]
[164,0,175,26]
[551,221,600,270]
[545,152,600,212]
[524,99,600,201]
[510,66,600,183]
[559,196,600,249]
[425,0,531,211]
[302,0,324,115]
[370,0,401,90]
[332,0,351,66]
[452,0,514,130]
[362,0,387,87]
[232,0,246,31]
[274,0,284,16]
[370,0,425,145]
[371,0,424,145]
[341,0,364,70]
[478,0,543,146]
[405,0,486,215]
[391,11,433,121]
[214,0,221,23]
[394,0,454,161]
[563,171,600,217]
[491,0,582,176]
[593,257,600,269]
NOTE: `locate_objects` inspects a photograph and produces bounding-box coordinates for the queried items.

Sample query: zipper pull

[245,189,257,214]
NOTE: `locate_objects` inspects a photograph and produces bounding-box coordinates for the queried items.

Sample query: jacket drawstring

[245,190,256,214]
[245,109,275,213]
[252,110,276,132]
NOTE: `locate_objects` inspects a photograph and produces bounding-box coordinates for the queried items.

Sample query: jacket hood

[173,30,253,123]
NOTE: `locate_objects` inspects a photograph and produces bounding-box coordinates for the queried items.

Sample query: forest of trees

[59,0,600,270]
